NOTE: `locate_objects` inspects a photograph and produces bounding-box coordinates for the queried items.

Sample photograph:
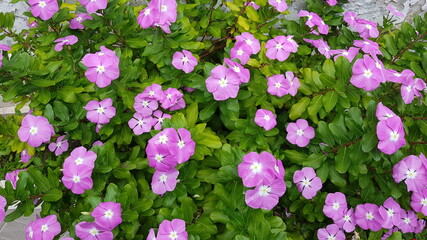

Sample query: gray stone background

[0,0,425,239]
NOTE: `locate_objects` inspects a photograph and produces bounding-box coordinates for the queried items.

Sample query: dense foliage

[0,0,427,239]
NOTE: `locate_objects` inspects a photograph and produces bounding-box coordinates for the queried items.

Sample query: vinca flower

[266,35,298,61]
[397,210,418,233]
[350,54,383,91]
[146,143,177,171]
[298,10,329,35]
[152,110,171,130]
[235,32,260,55]
[354,18,379,38]
[147,228,157,240]
[293,167,322,199]
[330,47,359,62]
[21,149,32,163]
[75,222,113,240]
[317,224,345,240]
[54,35,78,51]
[137,0,178,33]
[411,188,427,216]
[385,69,414,84]
[128,113,154,135]
[246,1,260,10]
[172,50,198,73]
[134,94,159,116]
[238,151,276,188]
[64,146,97,169]
[387,4,405,18]
[334,208,356,232]
[355,203,383,231]
[378,197,402,229]
[206,65,241,101]
[392,155,427,192]
[268,0,288,12]
[267,74,291,97]
[376,116,406,155]
[18,115,55,148]
[31,215,61,240]
[48,135,69,156]
[353,39,381,56]
[5,169,26,189]
[224,58,250,83]
[70,13,93,29]
[401,77,426,104]
[141,83,164,101]
[286,119,315,147]
[254,109,277,131]
[376,102,396,121]
[230,42,252,65]
[326,0,337,6]
[245,178,286,210]
[28,0,59,21]
[151,168,179,195]
[149,128,179,146]
[0,44,11,68]
[62,163,94,194]
[160,88,186,110]
[91,202,122,231]
[82,46,120,88]
[79,0,108,14]
[157,219,188,240]
[0,195,6,222]
[171,128,196,164]
[304,38,331,58]
[85,98,116,124]
[343,11,358,27]
[323,192,347,220]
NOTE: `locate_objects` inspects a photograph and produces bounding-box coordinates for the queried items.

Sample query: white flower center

[364,41,370,45]
[177,140,185,148]
[406,85,412,92]
[159,135,168,144]
[276,0,282,3]
[149,90,155,96]
[218,78,228,87]
[342,51,349,56]
[75,157,84,165]
[364,70,372,78]
[250,162,262,174]
[301,178,311,187]
[385,113,394,118]
[332,202,340,210]
[57,142,62,147]
[275,43,282,50]
[327,236,335,240]
[76,17,83,22]
[404,217,411,224]
[389,131,399,142]
[308,15,313,20]
[275,82,281,88]
[375,62,382,69]
[137,119,145,126]
[89,228,99,236]
[182,56,189,63]
[96,65,105,73]
[158,117,164,123]
[104,210,114,219]
[387,209,394,217]
[161,5,167,12]
[144,9,151,15]
[142,101,149,107]
[98,52,104,56]
[263,115,270,121]
[169,231,178,240]
[38,1,46,8]
[394,73,401,77]
[29,126,38,135]
[258,185,271,197]
[296,129,304,136]
[324,47,329,52]
[159,174,168,183]
[166,94,172,100]
[274,165,280,173]
[41,224,49,232]
[96,107,105,114]
[237,49,243,56]
[366,24,372,29]
[343,215,350,221]
[421,199,427,206]
[406,169,417,179]
[321,20,325,25]
[245,39,253,45]
[233,66,240,73]
[366,212,374,220]
[155,154,163,162]
[73,175,80,183]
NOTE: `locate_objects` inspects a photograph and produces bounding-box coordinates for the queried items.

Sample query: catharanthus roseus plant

[0,0,426,239]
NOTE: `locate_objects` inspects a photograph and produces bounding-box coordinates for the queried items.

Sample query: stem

[389,31,426,65]
[331,137,363,154]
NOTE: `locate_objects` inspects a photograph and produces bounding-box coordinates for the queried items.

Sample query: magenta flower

[224,58,250,84]
[205,65,241,101]
[160,88,185,110]
[230,42,252,65]
[245,178,286,210]
[82,46,120,88]
[353,39,381,56]
[401,77,426,104]
[385,69,414,84]
[134,94,158,116]
[286,119,315,147]
[128,113,154,135]
[293,167,322,199]
[268,0,288,12]
[149,128,179,146]
[411,188,427,216]
[317,224,345,240]
[335,208,356,232]
[354,19,379,38]
[157,219,188,240]
[330,47,359,62]
[397,210,418,233]
[54,35,78,51]
[246,1,260,10]
[236,32,260,55]
[376,102,396,121]
[274,159,285,179]
[146,143,177,171]
[298,10,329,35]
[392,155,427,192]
[0,195,5,222]
[79,0,108,14]
[376,116,406,155]
[92,140,104,147]
[140,83,164,101]
[170,128,195,164]
[18,115,55,148]
[266,35,298,61]
[137,7,160,29]
[28,21,38,28]
[85,98,116,124]
[62,163,93,194]
[31,215,61,240]
[355,203,383,231]
[151,168,179,195]
[150,0,178,31]
[267,74,291,97]
[28,0,59,21]
[304,38,331,58]
[5,169,26,189]
[326,0,337,6]
[414,219,426,234]
[238,151,276,188]
[323,192,347,220]
[285,71,300,96]
[172,50,198,73]
[254,109,277,131]
[343,11,358,27]
[350,54,383,91]
[21,149,32,163]
[91,202,122,231]
[70,13,93,29]
[48,135,69,156]
[0,44,11,68]
[387,4,405,18]
[152,110,171,130]
[75,222,113,240]
[64,146,97,170]
[147,228,157,240]
[378,197,402,229]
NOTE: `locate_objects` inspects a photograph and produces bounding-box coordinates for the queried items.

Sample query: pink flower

[334,208,356,232]
[18,115,55,148]
[350,54,383,91]
[91,202,122,230]
[401,77,426,104]
[0,44,11,68]
[160,88,186,111]
[172,50,198,73]
[317,224,345,240]
[64,146,97,169]
[411,188,427,216]
[286,119,315,147]
[141,83,164,101]
[254,109,277,131]
[148,128,179,146]
[138,0,178,33]
[323,192,347,220]
[330,47,359,62]
[170,128,195,164]
[267,74,291,97]
[376,102,396,121]
[354,19,379,38]
[246,1,260,10]
[236,32,260,55]
[376,116,406,155]
[75,222,113,240]
[92,140,104,147]
[238,151,276,188]
[48,135,69,156]
[245,178,286,210]
[354,203,383,231]
[304,38,331,58]
[146,143,177,171]
[70,13,93,29]
[224,58,250,84]
[54,35,78,51]
[137,7,160,29]
[157,219,187,240]
[79,0,108,14]
[385,69,414,84]
[392,155,427,192]
[5,169,26,189]
[268,0,288,12]
[31,215,61,240]
[293,167,322,199]
[387,4,405,18]
[378,197,402,229]
[134,94,158,116]
[62,163,94,194]
[230,42,252,65]
[206,65,241,101]
[326,0,337,6]
[343,11,358,27]
[147,228,157,240]
[353,39,381,56]
[266,35,298,61]
[397,210,418,233]
[28,0,59,21]
[0,195,5,222]
[152,110,171,130]
[151,168,179,195]
[414,219,426,234]
[85,98,116,124]
[298,10,329,35]
[81,46,120,88]
[128,113,154,135]
[21,149,32,163]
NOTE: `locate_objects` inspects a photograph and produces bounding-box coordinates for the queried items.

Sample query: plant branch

[389,31,426,65]
[331,137,363,154]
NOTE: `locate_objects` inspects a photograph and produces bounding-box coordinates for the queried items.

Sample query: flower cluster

[147,219,188,240]
[344,11,379,39]
[82,46,120,88]
[61,147,97,194]
[298,10,329,35]
[26,215,61,240]
[230,32,260,65]
[146,128,195,195]
[70,13,93,29]
[393,153,427,193]
[18,115,55,148]
[293,167,322,199]
[238,152,286,210]
[137,0,178,33]
[375,103,406,154]
[267,72,300,97]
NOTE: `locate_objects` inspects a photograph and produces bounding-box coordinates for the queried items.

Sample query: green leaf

[126,38,148,48]
[105,183,120,202]
[322,59,336,78]
[186,102,198,127]
[410,61,425,78]
[362,132,377,152]
[207,26,222,38]
[38,88,51,104]
[387,231,402,240]
[41,189,62,202]
[303,153,327,169]
[27,167,50,192]
[329,165,346,187]
[307,95,323,117]
[199,101,218,121]
[323,91,338,113]
[3,80,23,102]
[53,100,70,122]
[335,147,350,173]
[237,16,250,31]
[417,120,427,137]
[4,204,24,222]
[246,6,259,22]
[284,150,307,164]
[289,97,310,120]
